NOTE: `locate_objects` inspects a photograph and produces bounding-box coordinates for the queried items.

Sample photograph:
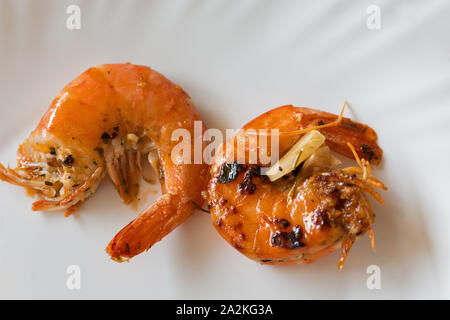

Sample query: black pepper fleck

[238,165,260,195]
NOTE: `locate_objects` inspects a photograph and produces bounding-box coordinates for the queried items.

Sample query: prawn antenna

[347,142,363,169]
[278,101,347,136]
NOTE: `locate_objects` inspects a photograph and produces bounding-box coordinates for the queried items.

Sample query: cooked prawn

[0,63,209,261]
[207,105,386,268]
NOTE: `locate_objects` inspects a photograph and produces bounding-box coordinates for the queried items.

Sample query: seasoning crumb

[63,155,74,167]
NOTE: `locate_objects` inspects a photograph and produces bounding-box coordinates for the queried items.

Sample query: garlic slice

[265,130,325,182]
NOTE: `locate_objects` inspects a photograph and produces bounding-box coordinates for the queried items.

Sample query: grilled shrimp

[0,63,208,261]
[208,105,386,268]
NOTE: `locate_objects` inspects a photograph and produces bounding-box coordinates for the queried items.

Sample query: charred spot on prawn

[312,207,331,230]
[271,225,305,249]
[238,175,255,194]
[216,162,244,183]
[238,165,261,195]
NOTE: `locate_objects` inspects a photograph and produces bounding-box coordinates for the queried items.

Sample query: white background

[0,0,449,299]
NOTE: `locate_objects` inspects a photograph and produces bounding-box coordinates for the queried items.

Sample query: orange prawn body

[208,105,385,267]
[0,63,209,261]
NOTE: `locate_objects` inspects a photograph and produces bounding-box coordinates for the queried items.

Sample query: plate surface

[1,0,449,299]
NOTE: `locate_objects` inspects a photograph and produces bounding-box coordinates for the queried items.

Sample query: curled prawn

[207,104,386,268]
[0,63,209,261]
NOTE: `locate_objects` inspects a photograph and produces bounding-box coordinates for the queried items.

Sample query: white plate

[0,0,449,299]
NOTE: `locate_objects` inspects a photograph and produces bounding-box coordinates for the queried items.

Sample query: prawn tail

[106,194,195,262]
